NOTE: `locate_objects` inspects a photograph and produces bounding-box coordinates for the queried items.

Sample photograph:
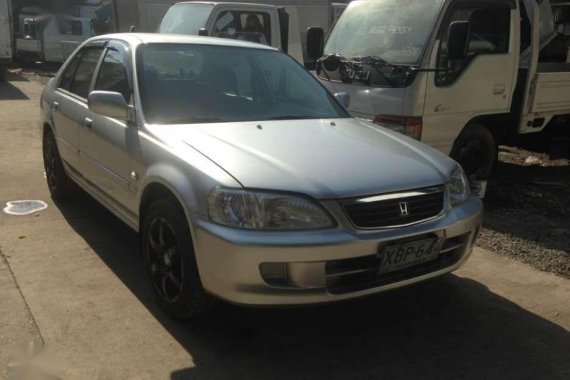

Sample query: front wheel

[142,199,215,319]
[450,124,497,180]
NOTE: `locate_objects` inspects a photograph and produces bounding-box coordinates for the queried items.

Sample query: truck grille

[343,187,445,229]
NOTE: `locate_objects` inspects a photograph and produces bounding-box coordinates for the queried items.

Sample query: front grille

[343,187,445,229]
[326,233,469,295]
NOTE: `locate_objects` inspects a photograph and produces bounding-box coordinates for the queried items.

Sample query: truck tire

[450,124,497,180]
[0,67,6,82]
[142,198,215,320]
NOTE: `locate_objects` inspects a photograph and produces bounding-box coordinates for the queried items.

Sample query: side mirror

[334,92,350,108]
[88,91,128,120]
[198,28,208,36]
[306,26,324,60]
[447,21,471,60]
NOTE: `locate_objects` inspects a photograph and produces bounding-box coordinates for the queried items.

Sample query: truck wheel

[43,129,75,199]
[0,67,6,82]
[142,199,215,320]
[450,124,497,180]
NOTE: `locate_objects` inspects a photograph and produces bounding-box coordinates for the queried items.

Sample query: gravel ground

[479,145,570,278]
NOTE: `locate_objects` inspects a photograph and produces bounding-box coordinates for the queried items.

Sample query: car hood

[151,118,455,199]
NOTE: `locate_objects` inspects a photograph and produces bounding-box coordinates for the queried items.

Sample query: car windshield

[325,0,445,65]
[158,3,214,34]
[137,44,349,124]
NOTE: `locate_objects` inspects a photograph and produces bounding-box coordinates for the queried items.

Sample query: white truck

[16,12,94,63]
[0,0,13,80]
[113,0,333,65]
[157,2,305,63]
[307,0,570,188]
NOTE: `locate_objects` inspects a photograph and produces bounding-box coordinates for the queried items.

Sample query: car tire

[142,198,215,319]
[43,128,75,199]
[450,124,497,180]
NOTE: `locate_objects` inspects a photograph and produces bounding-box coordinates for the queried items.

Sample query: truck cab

[309,0,570,189]
[158,2,304,64]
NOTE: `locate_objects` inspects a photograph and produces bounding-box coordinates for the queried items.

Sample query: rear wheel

[142,199,215,319]
[450,124,497,180]
[43,128,75,199]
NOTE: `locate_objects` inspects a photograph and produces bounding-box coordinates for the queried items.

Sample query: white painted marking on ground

[3,200,48,215]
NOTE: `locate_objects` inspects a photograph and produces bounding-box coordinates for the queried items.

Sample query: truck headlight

[208,188,335,230]
[448,166,470,207]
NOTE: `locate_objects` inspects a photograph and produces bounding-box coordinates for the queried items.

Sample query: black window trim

[435,1,512,87]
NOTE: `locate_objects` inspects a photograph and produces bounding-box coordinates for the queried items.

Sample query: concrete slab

[0,72,569,379]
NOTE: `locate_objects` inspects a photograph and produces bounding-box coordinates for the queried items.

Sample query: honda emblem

[399,202,409,216]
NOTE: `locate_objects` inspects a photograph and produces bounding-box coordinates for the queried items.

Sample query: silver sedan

[41,34,482,319]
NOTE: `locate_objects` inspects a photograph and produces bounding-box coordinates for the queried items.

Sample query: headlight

[208,188,335,230]
[449,166,470,207]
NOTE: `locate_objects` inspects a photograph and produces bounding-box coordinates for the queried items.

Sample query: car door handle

[493,84,506,95]
[53,101,59,111]
[83,117,93,129]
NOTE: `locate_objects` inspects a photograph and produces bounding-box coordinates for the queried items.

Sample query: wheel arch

[457,113,514,147]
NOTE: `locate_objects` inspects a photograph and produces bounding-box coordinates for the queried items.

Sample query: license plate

[379,238,441,274]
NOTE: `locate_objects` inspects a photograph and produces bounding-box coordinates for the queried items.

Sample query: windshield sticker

[370,25,411,35]
[3,200,48,216]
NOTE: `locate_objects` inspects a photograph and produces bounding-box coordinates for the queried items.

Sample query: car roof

[86,33,279,51]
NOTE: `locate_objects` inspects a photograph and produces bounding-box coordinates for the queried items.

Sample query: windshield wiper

[317,53,359,72]
[352,55,392,67]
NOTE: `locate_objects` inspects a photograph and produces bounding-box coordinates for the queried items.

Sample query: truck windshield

[158,3,214,34]
[137,44,349,124]
[325,0,445,65]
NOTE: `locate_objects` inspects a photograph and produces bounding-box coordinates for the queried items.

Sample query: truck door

[422,1,518,154]
[0,0,13,66]
[207,5,278,48]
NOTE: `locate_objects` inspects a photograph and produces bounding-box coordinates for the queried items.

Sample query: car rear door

[80,39,137,212]
[52,42,105,172]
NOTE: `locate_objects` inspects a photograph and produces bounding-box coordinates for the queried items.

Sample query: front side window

[70,47,104,99]
[137,44,348,124]
[95,48,130,101]
[212,11,271,45]
[436,6,511,86]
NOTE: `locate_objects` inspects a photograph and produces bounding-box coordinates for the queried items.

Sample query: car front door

[52,42,105,172]
[80,40,137,212]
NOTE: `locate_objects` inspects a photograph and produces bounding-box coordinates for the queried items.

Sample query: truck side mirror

[198,28,208,36]
[447,21,471,60]
[306,26,324,60]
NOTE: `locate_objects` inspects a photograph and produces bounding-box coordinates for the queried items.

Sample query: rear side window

[69,47,104,99]
[95,48,130,101]
[58,53,82,91]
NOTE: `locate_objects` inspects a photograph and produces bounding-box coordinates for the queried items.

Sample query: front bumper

[191,197,482,306]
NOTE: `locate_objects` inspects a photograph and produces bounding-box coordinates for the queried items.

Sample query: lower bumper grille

[325,233,470,295]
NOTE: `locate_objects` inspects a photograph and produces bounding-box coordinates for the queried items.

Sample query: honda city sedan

[41,34,482,319]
